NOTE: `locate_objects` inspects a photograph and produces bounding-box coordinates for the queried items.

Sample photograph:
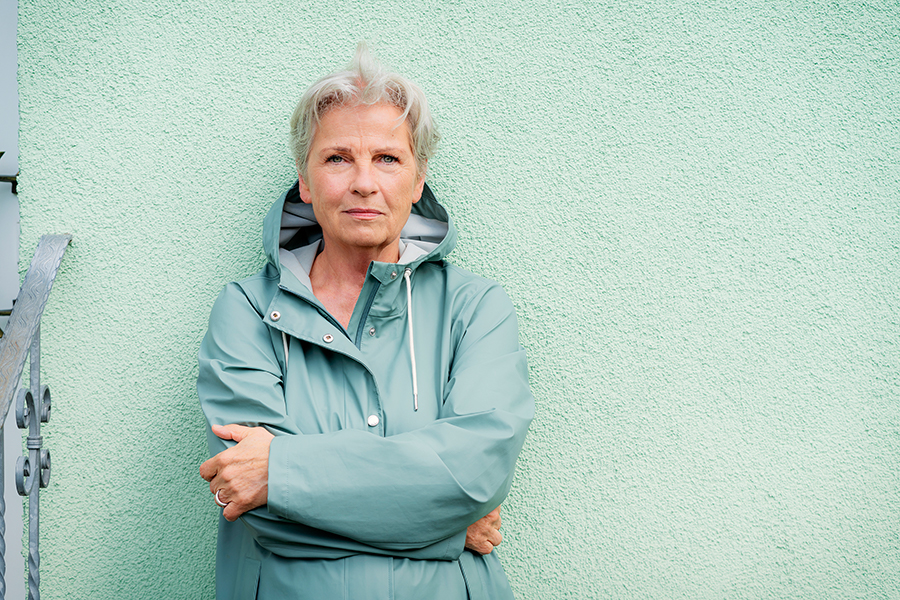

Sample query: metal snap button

[390,271,397,279]
[323,334,334,343]
[369,327,376,336]
[367,415,380,427]
[270,311,281,322]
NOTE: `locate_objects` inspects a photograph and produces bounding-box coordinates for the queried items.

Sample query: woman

[198,45,534,599]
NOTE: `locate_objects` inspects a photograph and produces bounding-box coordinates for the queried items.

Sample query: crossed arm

[199,423,504,554]
[198,282,531,559]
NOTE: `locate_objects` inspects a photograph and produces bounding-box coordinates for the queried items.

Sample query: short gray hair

[289,43,439,178]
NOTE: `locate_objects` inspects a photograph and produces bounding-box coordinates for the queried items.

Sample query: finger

[199,458,217,482]
[215,486,242,519]
[213,488,229,505]
[210,424,233,440]
[491,530,503,547]
[222,501,245,522]
[207,468,231,496]
[485,510,501,528]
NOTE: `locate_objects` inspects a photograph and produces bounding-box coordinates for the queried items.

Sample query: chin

[344,237,391,250]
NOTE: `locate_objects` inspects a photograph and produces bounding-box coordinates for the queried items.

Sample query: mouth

[344,208,383,220]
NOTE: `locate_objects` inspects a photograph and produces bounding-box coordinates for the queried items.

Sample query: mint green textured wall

[16,1,899,598]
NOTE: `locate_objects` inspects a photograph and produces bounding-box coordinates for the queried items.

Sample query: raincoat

[198,181,534,599]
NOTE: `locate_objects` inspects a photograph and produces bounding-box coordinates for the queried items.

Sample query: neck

[309,239,400,299]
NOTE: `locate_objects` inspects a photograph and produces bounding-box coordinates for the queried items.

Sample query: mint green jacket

[198,182,534,599]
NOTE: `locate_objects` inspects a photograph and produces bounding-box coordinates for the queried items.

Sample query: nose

[351,162,377,197]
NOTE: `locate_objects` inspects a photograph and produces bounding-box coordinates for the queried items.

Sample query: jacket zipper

[279,276,381,348]
[353,281,381,349]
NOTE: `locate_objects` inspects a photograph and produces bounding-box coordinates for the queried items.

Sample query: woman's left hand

[465,506,502,554]
[200,424,274,522]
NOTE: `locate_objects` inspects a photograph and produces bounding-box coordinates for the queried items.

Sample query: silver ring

[214,489,229,508]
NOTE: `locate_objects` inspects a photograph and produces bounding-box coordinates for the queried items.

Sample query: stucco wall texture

[14,0,899,598]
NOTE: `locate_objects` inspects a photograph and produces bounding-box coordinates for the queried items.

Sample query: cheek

[310,176,340,201]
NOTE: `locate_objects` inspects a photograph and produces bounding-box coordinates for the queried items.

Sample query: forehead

[313,103,413,151]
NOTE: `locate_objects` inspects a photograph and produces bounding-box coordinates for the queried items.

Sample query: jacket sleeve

[199,280,534,554]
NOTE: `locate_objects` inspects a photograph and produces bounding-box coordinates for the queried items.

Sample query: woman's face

[299,103,425,259]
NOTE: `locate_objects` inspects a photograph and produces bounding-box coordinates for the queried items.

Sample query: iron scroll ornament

[15,385,51,496]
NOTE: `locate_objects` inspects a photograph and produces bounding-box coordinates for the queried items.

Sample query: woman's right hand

[465,506,502,554]
[200,424,274,522]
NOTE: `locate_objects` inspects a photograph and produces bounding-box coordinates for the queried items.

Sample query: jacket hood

[263,181,457,279]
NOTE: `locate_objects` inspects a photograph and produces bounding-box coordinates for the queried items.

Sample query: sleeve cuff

[267,433,313,520]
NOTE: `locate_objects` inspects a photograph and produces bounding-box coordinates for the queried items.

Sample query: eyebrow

[373,146,409,155]
[319,146,352,155]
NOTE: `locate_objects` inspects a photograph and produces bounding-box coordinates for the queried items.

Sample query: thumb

[211,423,253,442]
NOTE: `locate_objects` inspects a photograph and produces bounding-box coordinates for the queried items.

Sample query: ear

[412,168,426,204]
[297,160,312,204]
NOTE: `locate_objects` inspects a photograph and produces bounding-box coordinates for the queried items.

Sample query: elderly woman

[198,45,534,600]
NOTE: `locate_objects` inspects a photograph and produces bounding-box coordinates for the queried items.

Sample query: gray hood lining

[279,203,448,263]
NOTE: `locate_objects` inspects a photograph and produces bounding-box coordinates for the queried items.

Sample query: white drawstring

[404,268,418,411]
[282,331,290,370]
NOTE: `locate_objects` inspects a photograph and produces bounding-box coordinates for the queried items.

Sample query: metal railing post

[0,427,5,599]
[0,234,71,600]
[15,327,50,600]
